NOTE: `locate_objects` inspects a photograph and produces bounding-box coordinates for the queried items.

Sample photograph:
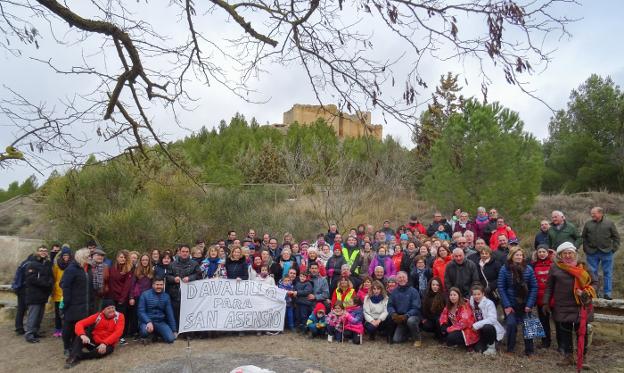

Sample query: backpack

[11,259,31,291]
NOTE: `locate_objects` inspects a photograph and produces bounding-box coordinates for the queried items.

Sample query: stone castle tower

[275,104,383,140]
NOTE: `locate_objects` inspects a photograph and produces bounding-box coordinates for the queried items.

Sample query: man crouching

[64,299,124,369]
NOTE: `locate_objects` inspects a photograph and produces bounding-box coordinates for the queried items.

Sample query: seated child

[306,303,327,338]
[326,301,348,342]
[344,297,365,345]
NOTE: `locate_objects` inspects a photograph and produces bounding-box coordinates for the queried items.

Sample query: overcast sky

[1,0,623,189]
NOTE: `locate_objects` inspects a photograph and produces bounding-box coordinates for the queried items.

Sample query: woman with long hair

[497,246,538,356]
[439,287,480,348]
[52,245,72,337]
[225,246,248,280]
[108,250,134,344]
[363,280,388,340]
[421,277,446,342]
[201,245,226,279]
[432,246,452,288]
[331,277,355,309]
[129,253,153,339]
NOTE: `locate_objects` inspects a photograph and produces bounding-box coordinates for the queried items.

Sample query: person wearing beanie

[52,245,73,337]
[64,299,124,369]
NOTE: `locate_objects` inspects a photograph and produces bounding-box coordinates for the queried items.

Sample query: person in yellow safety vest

[331,277,355,308]
[342,236,362,275]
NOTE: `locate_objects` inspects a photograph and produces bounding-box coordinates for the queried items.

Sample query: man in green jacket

[582,207,620,300]
[548,210,581,250]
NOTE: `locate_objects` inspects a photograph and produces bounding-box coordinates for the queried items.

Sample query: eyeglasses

[457,242,467,245]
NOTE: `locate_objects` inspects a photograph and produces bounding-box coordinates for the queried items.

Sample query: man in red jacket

[64,299,125,369]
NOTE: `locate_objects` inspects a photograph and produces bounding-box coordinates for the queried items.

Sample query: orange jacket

[432,256,452,288]
[75,311,125,346]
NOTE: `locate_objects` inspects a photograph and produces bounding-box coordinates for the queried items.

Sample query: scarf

[556,261,597,304]
[416,268,427,295]
[57,255,72,271]
[473,300,484,321]
[369,294,384,304]
[201,257,220,278]
[476,215,489,223]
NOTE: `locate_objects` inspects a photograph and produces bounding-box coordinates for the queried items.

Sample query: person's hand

[372,319,380,327]
[97,344,107,354]
[307,294,315,300]
[174,276,181,284]
[504,307,514,315]
[182,276,190,283]
[174,332,178,339]
[542,305,551,315]
[292,291,298,297]
[391,313,400,322]
[236,277,242,281]
[524,306,532,313]
[506,226,512,232]
[80,335,91,345]
[146,322,154,333]
[129,299,135,306]
[576,289,583,297]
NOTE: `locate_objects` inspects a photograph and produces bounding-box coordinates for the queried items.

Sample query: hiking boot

[413,339,422,347]
[603,295,613,301]
[15,329,25,336]
[63,349,70,357]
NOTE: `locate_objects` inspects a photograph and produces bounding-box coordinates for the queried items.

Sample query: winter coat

[543,262,597,323]
[363,295,389,322]
[294,280,314,306]
[387,284,421,318]
[489,226,517,250]
[531,255,554,306]
[409,267,432,297]
[24,256,54,305]
[435,231,451,241]
[469,296,504,341]
[200,257,226,279]
[368,255,396,278]
[344,306,364,334]
[61,262,96,321]
[357,250,375,276]
[548,221,581,250]
[309,274,330,301]
[407,222,427,235]
[444,259,480,298]
[426,220,452,237]
[327,311,349,332]
[154,264,170,283]
[278,280,294,305]
[497,264,538,310]
[473,216,490,241]
[165,257,201,302]
[534,230,549,249]
[476,258,501,297]
[107,265,133,304]
[137,288,176,331]
[432,256,452,288]
[391,252,403,274]
[299,257,327,278]
[582,217,620,254]
[400,250,419,273]
[342,246,362,275]
[130,275,152,301]
[52,251,71,302]
[482,219,498,245]
[331,287,355,308]
[439,303,480,346]
[326,255,346,289]
[453,220,476,235]
[75,311,125,346]
[226,257,249,280]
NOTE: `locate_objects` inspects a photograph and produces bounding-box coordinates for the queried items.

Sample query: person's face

[218,247,225,257]
[540,220,550,231]
[416,260,425,269]
[419,246,428,256]
[248,230,256,239]
[209,249,218,258]
[512,250,524,263]
[117,253,126,264]
[551,213,563,225]
[437,225,445,232]
[260,267,269,276]
[433,213,442,222]
[407,243,416,252]
[179,247,190,259]
[363,242,371,251]
[261,250,269,262]
[341,267,350,277]
[299,273,307,283]
[153,280,164,293]
[151,251,160,262]
[308,250,316,259]
[537,248,549,260]
[228,231,237,240]
[339,279,349,290]
[452,250,464,264]
[456,238,467,248]
[475,239,486,250]
[394,245,402,253]
[591,209,603,222]
[478,209,487,217]
[322,245,330,255]
[372,286,381,296]
[431,280,441,293]
[291,244,299,253]
[496,218,505,228]
[334,234,342,243]
[449,291,459,304]
[288,269,297,280]
[140,256,150,267]
[269,240,278,249]
[397,272,408,286]
[102,306,116,318]
[88,245,96,253]
[374,267,384,278]
[333,247,342,256]
[310,265,319,276]
[333,306,344,315]
[383,221,390,228]
[498,235,508,247]
[253,256,262,266]
[347,236,357,246]
[363,280,371,289]
[330,224,337,233]
[37,247,48,259]
[480,251,491,261]
[438,247,448,258]
[472,290,484,303]
[378,247,387,256]
[218,241,225,248]
[489,209,498,219]
[281,250,291,260]
[349,229,357,237]
[62,253,70,262]
[232,248,242,260]
[459,213,468,222]
[464,231,474,244]
[162,256,171,265]
[560,250,576,261]
[198,242,205,250]
[263,234,270,242]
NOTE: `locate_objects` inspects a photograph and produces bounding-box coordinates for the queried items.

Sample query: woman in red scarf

[543,242,597,369]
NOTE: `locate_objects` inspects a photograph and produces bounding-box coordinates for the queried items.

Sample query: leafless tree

[0,0,577,172]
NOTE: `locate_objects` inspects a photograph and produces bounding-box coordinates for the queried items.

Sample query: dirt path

[1,314,624,373]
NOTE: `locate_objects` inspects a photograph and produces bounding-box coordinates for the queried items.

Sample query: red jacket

[531,255,554,306]
[489,226,517,250]
[432,256,452,288]
[407,222,427,235]
[299,258,327,278]
[75,311,125,346]
[439,303,480,346]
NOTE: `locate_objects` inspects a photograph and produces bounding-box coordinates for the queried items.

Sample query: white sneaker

[483,343,497,356]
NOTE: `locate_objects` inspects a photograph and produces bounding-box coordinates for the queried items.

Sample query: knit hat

[313,302,326,316]
[60,245,72,257]
[101,299,115,311]
[556,242,577,254]
[400,233,409,241]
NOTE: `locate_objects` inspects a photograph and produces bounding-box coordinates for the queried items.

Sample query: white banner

[179,279,287,332]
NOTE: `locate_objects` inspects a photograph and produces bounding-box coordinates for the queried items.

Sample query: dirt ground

[1,313,624,373]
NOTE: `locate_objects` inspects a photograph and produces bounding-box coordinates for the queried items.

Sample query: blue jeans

[586,251,614,296]
[140,321,175,343]
[295,304,312,330]
[505,311,534,355]
[285,305,295,329]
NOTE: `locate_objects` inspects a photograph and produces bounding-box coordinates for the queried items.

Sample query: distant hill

[0,195,49,238]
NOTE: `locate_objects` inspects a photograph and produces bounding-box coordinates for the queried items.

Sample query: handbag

[522,312,546,339]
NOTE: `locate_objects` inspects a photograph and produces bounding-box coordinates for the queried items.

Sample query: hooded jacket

[24,255,53,305]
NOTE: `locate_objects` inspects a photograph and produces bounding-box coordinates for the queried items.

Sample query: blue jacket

[497,264,538,309]
[534,230,549,249]
[294,280,314,306]
[138,289,177,332]
[387,284,421,318]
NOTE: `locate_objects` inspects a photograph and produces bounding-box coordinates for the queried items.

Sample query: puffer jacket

[439,302,480,346]
[137,288,176,331]
[61,261,96,321]
[489,226,517,250]
[24,256,53,305]
[363,295,388,322]
[497,264,538,310]
[432,256,452,288]
[387,284,421,318]
[344,306,364,334]
[543,262,597,323]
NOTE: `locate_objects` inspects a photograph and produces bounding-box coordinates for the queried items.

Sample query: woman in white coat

[363,280,389,340]
[469,284,505,355]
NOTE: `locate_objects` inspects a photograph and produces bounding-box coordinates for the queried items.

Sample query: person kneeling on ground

[64,299,124,369]
[469,285,505,355]
[138,277,177,344]
[439,287,479,350]
[307,303,327,338]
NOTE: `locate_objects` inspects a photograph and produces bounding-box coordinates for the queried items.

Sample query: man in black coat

[165,245,201,326]
[444,248,480,299]
[24,246,54,343]
[426,212,452,237]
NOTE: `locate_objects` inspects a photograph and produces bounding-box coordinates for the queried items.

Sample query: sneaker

[119,338,127,345]
[587,323,594,347]
[604,295,613,301]
[413,340,422,347]
[25,337,40,343]
[53,330,63,338]
[483,343,497,356]
[15,329,25,336]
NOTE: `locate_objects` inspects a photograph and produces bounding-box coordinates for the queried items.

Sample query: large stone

[0,305,17,322]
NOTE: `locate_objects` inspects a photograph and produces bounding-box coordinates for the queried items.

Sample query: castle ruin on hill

[272,104,383,140]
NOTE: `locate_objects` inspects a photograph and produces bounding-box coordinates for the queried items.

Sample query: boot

[483,343,497,356]
[556,354,574,367]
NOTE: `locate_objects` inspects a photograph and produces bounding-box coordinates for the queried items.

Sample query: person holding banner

[225,247,249,280]
[137,277,177,344]
[165,245,201,327]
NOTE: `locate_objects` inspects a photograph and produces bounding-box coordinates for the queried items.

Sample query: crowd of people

[10,206,620,370]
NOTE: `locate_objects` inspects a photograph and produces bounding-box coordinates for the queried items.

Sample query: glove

[391,313,401,323]
[398,314,408,323]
